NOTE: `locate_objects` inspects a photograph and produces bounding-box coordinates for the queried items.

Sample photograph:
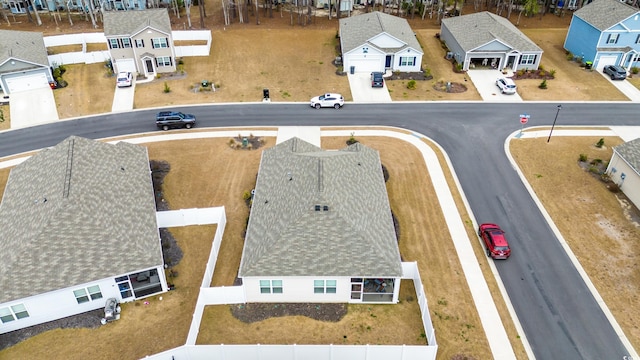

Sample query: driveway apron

[111,78,136,112]
[599,70,640,101]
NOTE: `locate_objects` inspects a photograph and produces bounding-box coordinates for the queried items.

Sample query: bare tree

[0,6,10,25]
[199,0,206,28]
[222,0,230,25]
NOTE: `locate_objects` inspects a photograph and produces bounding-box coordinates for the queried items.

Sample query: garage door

[349,58,382,73]
[115,59,137,74]
[597,55,618,71]
[5,72,49,94]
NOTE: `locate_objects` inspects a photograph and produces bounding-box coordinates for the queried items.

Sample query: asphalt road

[2,102,639,359]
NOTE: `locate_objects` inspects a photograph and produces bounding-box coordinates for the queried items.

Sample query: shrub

[424,67,432,77]
[566,52,574,61]
[596,138,605,148]
[455,63,463,72]
[242,191,251,200]
[632,67,640,75]
[163,82,171,93]
[538,79,547,89]
[579,153,588,162]
[517,69,525,77]
[538,64,545,71]
[407,80,417,90]
[549,69,556,77]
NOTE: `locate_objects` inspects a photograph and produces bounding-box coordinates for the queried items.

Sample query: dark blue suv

[371,72,384,88]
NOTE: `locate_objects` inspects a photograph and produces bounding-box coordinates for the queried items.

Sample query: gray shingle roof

[340,11,422,54]
[0,136,162,303]
[239,138,403,278]
[614,137,640,173]
[103,9,171,37]
[574,0,639,31]
[441,11,542,52]
[0,29,48,67]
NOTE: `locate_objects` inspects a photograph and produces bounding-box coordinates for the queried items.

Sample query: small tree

[163,82,171,93]
[595,138,605,148]
[538,79,547,89]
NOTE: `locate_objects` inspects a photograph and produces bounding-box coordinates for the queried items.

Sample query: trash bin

[263,88,270,100]
[350,66,355,74]
[585,61,592,69]
[201,80,209,87]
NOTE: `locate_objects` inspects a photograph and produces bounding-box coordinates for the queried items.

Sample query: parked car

[602,65,627,80]
[496,77,517,94]
[371,72,384,88]
[156,111,196,130]
[102,298,121,324]
[116,71,133,87]
[310,93,344,109]
[478,223,511,259]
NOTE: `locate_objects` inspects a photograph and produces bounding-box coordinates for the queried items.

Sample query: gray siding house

[606,138,640,211]
[103,8,176,76]
[0,29,55,95]
[441,11,543,71]
[239,138,403,304]
[340,11,423,73]
[0,136,167,334]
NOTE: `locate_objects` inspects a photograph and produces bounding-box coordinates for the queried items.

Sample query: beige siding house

[103,9,176,76]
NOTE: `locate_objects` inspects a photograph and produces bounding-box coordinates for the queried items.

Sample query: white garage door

[597,55,618,71]
[349,58,382,73]
[115,59,137,74]
[5,72,49,93]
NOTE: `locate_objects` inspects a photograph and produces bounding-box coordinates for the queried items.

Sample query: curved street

[1,101,639,359]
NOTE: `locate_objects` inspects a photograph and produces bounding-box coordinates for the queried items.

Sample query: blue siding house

[564,0,640,71]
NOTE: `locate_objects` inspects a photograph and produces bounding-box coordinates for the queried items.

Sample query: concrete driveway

[598,70,640,101]
[467,70,523,102]
[9,87,59,129]
[111,78,136,112]
[347,72,392,103]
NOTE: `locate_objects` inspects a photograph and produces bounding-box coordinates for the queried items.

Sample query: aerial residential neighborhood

[0,0,639,359]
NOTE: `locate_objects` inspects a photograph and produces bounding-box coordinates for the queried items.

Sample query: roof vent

[315,205,321,211]
[323,205,329,211]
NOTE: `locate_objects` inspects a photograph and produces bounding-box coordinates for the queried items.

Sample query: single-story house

[0,29,55,95]
[339,11,423,73]
[238,137,403,304]
[440,11,543,71]
[103,8,176,76]
[0,136,167,334]
[564,0,640,71]
[606,137,640,210]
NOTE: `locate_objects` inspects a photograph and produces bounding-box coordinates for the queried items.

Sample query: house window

[520,54,536,65]
[88,285,103,300]
[152,38,169,49]
[314,280,337,294]
[74,285,102,304]
[109,38,119,49]
[135,39,144,48]
[399,56,415,66]
[121,38,132,48]
[0,307,15,323]
[259,280,283,294]
[363,47,368,53]
[567,0,577,9]
[607,34,619,44]
[11,304,29,320]
[156,56,173,67]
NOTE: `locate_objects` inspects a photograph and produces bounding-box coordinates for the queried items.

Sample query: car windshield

[495,246,509,251]
[318,95,326,100]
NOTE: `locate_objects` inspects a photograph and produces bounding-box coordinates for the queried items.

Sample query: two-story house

[103,8,176,76]
[564,0,640,70]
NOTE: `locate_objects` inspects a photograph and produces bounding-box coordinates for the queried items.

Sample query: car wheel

[486,248,491,257]
[315,103,321,109]
[185,123,192,129]
[162,125,169,131]
[610,74,615,80]
[334,103,341,109]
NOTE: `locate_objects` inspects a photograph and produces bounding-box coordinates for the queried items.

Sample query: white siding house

[606,137,640,210]
[239,138,403,304]
[339,11,423,73]
[0,136,167,334]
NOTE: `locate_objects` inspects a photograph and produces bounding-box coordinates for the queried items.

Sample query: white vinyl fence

[44,30,211,67]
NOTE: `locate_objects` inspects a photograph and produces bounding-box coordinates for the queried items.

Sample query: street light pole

[547,104,562,143]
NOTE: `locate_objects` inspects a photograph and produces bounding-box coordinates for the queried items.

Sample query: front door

[385,55,392,68]
[145,59,154,76]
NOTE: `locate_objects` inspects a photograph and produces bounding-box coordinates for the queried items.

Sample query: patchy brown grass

[53,63,114,119]
[510,135,640,352]
[0,104,9,131]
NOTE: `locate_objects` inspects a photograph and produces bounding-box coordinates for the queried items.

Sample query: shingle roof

[614,137,640,173]
[340,11,422,54]
[0,136,162,303]
[103,9,171,37]
[239,138,403,278]
[0,29,48,67]
[441,11,542,52]
[574,0,639,31]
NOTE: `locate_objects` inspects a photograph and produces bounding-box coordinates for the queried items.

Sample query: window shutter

[607,34,611,43]
[413,57,416,66]
[166,38,169,47]
[152,40,155,49]
[141,39,144,47]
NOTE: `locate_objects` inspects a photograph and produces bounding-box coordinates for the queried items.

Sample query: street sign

[519,114,530,124]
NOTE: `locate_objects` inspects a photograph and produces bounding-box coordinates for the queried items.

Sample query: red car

[478,223,511,259]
